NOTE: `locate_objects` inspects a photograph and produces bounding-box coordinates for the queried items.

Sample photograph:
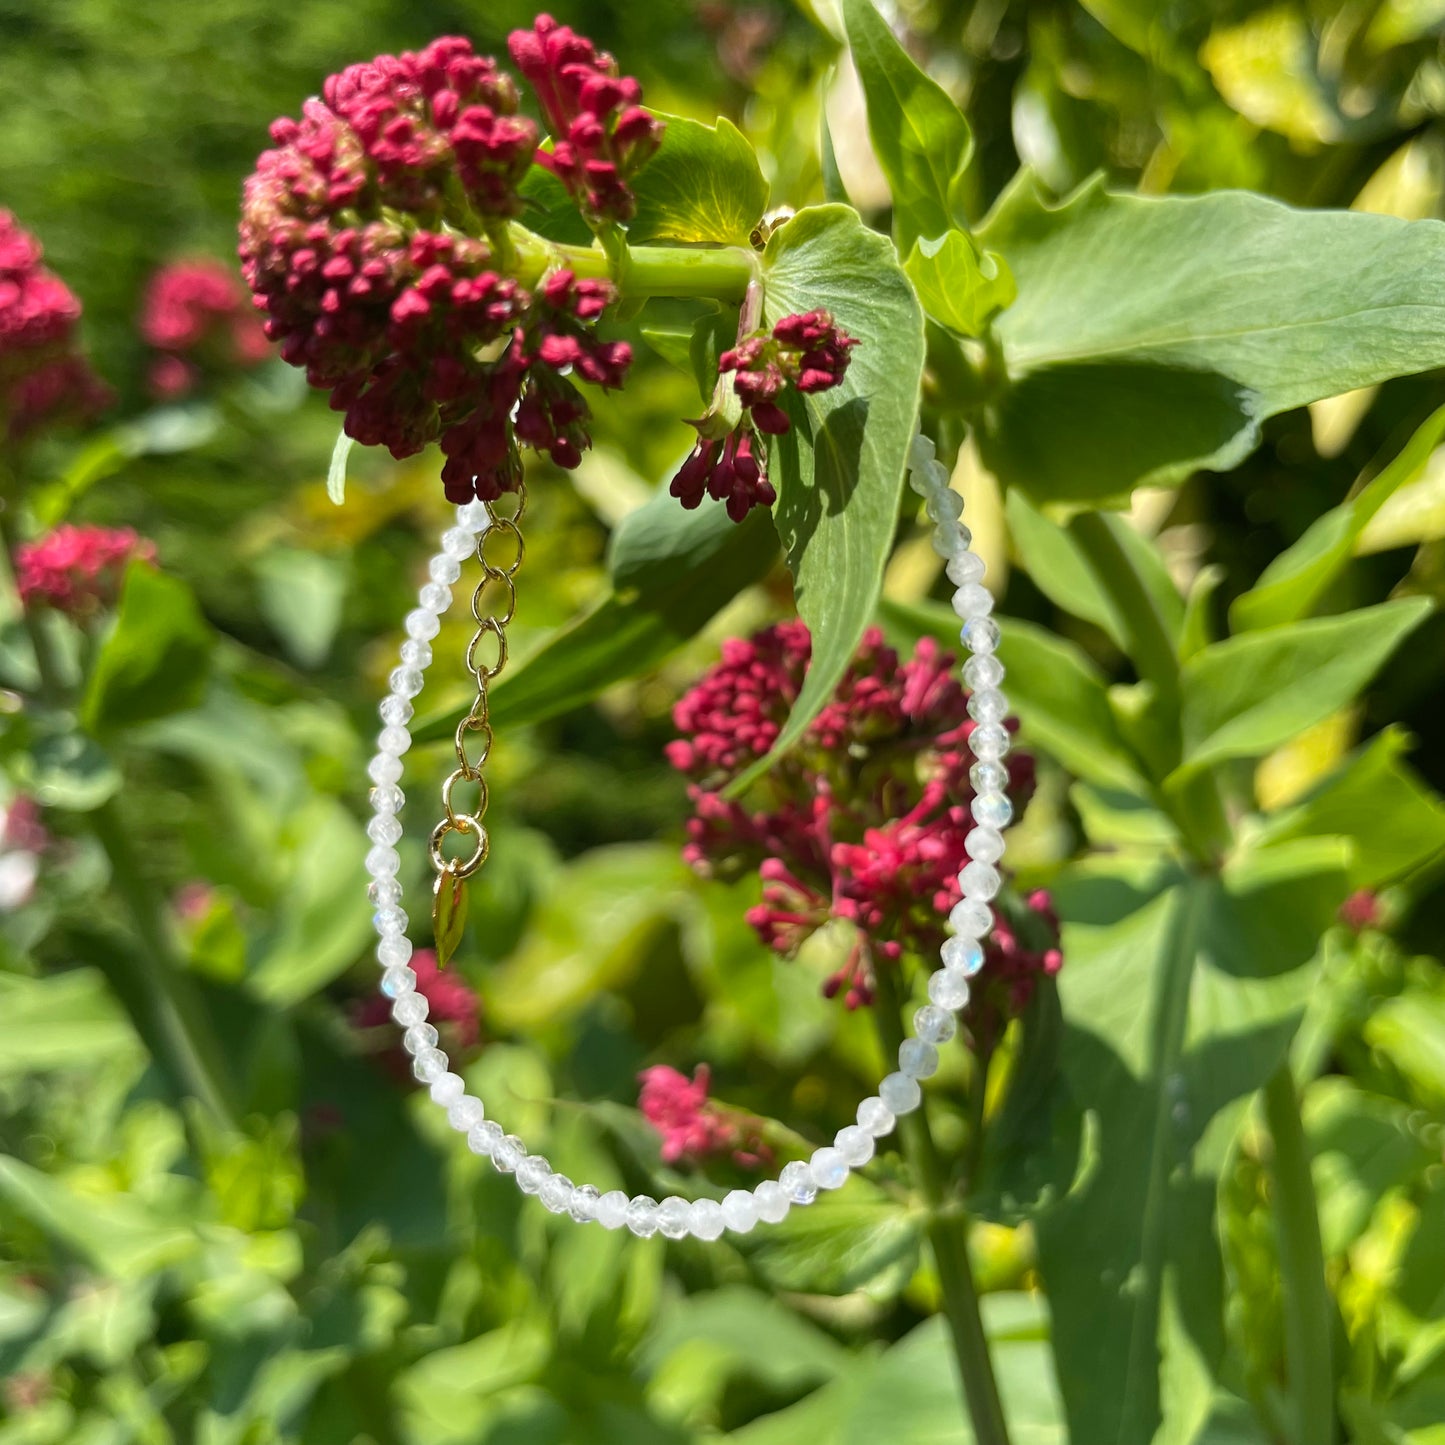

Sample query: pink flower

[15,525,156,618]
[638,1063,770,1169]
[508,15,664,222]
[1339,889,1382,933]
[0,796,48,913]
[670,622,1044,1016]
[140,259,270,395]
[719,309,858,438]
[0,211,110,439]
[239,36,634,503]
[669,427,775,522]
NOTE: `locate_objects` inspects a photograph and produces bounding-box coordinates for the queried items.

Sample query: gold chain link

[428,485,526,884]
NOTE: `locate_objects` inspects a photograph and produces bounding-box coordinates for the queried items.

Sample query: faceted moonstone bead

[932,521,971,557]
[689,1198,726,1241]
[952,583,993,619]
[428,1072,464,1106]
[492,1135,525,1173]
[467,1120,502,1156]
[457,500,490,531]
[373,903,408,934]
[969,724,1010,763]
[721,1189,758,1234]
[404,607,441,641]
[967,689,1008,725]
[836,1124,875,1167]
[947,550,985,587]
[965,826,1005,865]
[941,935,984,975]
[404,1024,439,1055]
[388,665,424,699]
[809,1146,848,1191]
[963,654,1003,691]
[969,760,1008,794]
[927,488,964,522]
[446,1096,485,1133]
[378,725,412,756]
[949,899,993,938]
[626,1195,660,1237]
[961,616,1000,654]
[516,1155,549,1195]
[368,753,403,787]
[569,1184,600,1223]
[368,819,404,851]
[365,845,401,878]
[441,526,476,559]
[780,1160,818,1205]
[915,1005,957,1045]
[412,1047,448,1085]
[596,1190,629,1230]
[380,965,416,999]
[753,1179,790,1223]
[429,553,462,585]
[657,1196,692,1239]
[392,993,427,1026]
[400,639,432,670]
[973,792,1014,830]
[879,1071,922,1116]
[419,581,452,613]
[377,935,412,969]
[908,433,936,470]
[380,694,414,726]
[541,1173,574,1214]
[929,970,971,1011]
[370,784,404,816]
[857,1096,896,1137]
[899,1038,939,1079]
[960,860,1001,902]
[368,876,403,906]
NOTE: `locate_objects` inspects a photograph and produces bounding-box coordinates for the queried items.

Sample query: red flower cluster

[141,259,271,398]
[240,30,653,501]
[354,948,482,1080]
[668,621,1050,1017]
[637,1064,770,1169]
[509,15,664,222]
[15,525,156,617]
[0,211,110,440]
[668,428,774,523]
[721,309,858,436]
[669,311,857,524]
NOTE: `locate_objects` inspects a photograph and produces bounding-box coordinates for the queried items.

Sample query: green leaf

[1254,726,1445,886]
[1233,403,1445,631]
[0,1157,199,1280]
[251,548,349,670]
[247,799,372,1006]
[81,563,214,734]
[0,970,138,1077]
[1175,598,1433,779]
[326,429,352,505]
[14,728,120,812]
[1364,990,1445,1105]
[1356,449,1445,554]
[975,175,1445,504]
[727,204,924,793]
[1038,840,1348,1445]
[628,113,769,246]
[412,492,776,745]
[841,0,973,246]
[904,232,1016,337]
[728,1300,1065,1445]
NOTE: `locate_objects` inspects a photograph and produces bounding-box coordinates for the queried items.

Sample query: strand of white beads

[363,429,1010,1239]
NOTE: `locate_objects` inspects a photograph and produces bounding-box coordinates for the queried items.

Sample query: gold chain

[429,486,526,890]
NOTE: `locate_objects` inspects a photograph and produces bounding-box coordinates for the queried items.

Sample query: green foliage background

[1,1,1444,1442]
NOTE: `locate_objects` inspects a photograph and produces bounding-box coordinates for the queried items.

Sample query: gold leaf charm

[432,865,468,968]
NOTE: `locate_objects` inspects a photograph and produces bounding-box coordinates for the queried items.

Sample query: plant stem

[873,964,1012,1445]
[91,800,241,1129]
[1263,1065,1335,1445]
[508,223,758,301]
[1068,510,1230,863]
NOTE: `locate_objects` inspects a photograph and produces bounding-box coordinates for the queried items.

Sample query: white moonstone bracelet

[363,428,1011,1238]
